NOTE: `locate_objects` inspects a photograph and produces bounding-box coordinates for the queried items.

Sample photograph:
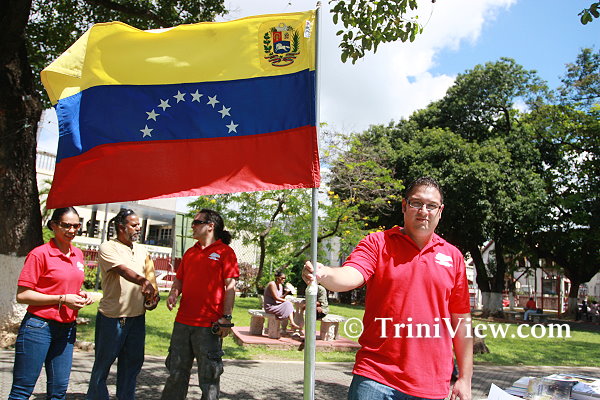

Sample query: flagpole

[304,3,322,400]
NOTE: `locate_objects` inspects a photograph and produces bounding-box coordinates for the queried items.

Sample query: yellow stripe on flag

[42,10,316,104]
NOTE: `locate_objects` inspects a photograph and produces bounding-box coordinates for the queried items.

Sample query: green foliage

[559,48,600,110]
[83,266,97,290]
[330,57,551,306]
[580,2,600,24]
[42,227,54,243]
[330,0,422,63]
[38,178,53,224]
[522,48,600,299]
[413,58,549,142]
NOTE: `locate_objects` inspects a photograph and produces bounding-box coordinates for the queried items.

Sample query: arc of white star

[140,125,153,137]
[174,91,186,103]
[158,99,171,111]
[226,121,238,134]
[146,109,159,121]
[218,106,231,119]
[207,95,220,108]
[191,90,203,102]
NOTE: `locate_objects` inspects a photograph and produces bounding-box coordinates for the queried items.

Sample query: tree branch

[83,0,169,27]
[292,214,343,258]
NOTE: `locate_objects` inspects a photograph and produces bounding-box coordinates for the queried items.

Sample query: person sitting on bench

[523,297,537,321]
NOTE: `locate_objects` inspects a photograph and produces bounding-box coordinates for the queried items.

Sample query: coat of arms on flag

[263,23,301,67]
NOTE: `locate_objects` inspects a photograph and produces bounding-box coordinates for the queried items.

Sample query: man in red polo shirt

[304,177,473,400]
[161,209,239,400]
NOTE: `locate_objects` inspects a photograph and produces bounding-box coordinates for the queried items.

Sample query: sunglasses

[191,219,211,226]
[57,222,82,230]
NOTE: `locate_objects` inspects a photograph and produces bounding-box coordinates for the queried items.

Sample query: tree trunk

[469,245,493,316]
[566,281,580,317]
[0,0,44,329]
[481,291,503,317]
[255,232,267,290]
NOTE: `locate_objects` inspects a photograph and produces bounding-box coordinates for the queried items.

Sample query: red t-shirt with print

[176,240,239,327]
[17,239,85,323]
[344,227,471,399]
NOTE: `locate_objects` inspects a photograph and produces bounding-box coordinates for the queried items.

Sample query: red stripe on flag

[47,126,320,208]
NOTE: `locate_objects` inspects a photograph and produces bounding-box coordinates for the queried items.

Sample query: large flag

[42,11,319,208]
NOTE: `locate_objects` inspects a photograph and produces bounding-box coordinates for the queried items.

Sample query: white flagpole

[304,3,322,400]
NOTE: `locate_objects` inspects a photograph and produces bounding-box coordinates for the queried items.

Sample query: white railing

[36,150,56,174]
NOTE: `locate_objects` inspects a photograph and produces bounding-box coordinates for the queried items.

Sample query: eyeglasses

[407,199,441,212]
[192,219,211,226]
[57,222,82,230]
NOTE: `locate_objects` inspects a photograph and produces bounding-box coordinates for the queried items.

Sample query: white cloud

[223,0,515,133]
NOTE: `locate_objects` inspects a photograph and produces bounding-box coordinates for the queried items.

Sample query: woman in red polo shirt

[9,207,94,400]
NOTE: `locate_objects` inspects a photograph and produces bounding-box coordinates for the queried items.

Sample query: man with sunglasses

[87,209,158,400]
[303,177,473,400]
[161,209,238,400]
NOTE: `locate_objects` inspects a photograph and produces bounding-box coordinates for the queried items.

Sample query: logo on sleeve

[77,261,85,271]
[435,253,453,268]
[208,252,221,261]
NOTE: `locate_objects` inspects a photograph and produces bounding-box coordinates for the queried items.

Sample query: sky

[35,0,599,209]
[37,0,600,151]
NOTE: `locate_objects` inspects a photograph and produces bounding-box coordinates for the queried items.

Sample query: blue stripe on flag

[55,70,316,162]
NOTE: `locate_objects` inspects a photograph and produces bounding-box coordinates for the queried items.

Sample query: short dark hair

[108,209,136,240]
[404,176,444,204]
[275,270,286,278]
[198,209,232,245]
[47,207,79,230]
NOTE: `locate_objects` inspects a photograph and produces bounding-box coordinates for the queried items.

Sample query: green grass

[77,294,363,362]
[472,318,600,366]
[77,295,600,365]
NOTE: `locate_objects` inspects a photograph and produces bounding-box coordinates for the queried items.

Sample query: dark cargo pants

[160,322,224,400]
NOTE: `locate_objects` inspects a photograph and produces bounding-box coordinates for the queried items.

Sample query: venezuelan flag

[41,10,319,208]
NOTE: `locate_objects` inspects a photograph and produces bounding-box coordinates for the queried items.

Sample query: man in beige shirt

[87,209,158,400]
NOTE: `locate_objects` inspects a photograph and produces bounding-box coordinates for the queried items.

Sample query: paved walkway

[2,348,600,399]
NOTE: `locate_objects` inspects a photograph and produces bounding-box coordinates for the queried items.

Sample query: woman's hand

[63,293,87,310]
[79,291,95,306]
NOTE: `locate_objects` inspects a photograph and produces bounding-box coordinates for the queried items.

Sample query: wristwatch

[222,314,233,321]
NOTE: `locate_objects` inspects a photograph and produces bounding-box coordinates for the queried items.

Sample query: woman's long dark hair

[199,208,232,245]
[46,207,79,230]
[107,209,136,240]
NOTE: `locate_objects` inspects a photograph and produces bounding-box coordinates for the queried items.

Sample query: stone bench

[530,313,551,324]
[504,310,524,321]
[247,309,288,339]
[319,314,346,341]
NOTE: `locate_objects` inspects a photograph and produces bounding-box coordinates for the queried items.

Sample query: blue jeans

[160,322,224,400]
[86,312,145,400]
[524,309,536,321]
[348,375,444,400]
[9,312,76,400]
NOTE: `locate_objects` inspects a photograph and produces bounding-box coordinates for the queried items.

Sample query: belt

[27,312,76,327]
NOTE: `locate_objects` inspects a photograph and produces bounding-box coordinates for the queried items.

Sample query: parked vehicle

[155,270,177,291]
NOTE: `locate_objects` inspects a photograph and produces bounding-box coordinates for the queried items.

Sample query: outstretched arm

[302,261,364,292]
